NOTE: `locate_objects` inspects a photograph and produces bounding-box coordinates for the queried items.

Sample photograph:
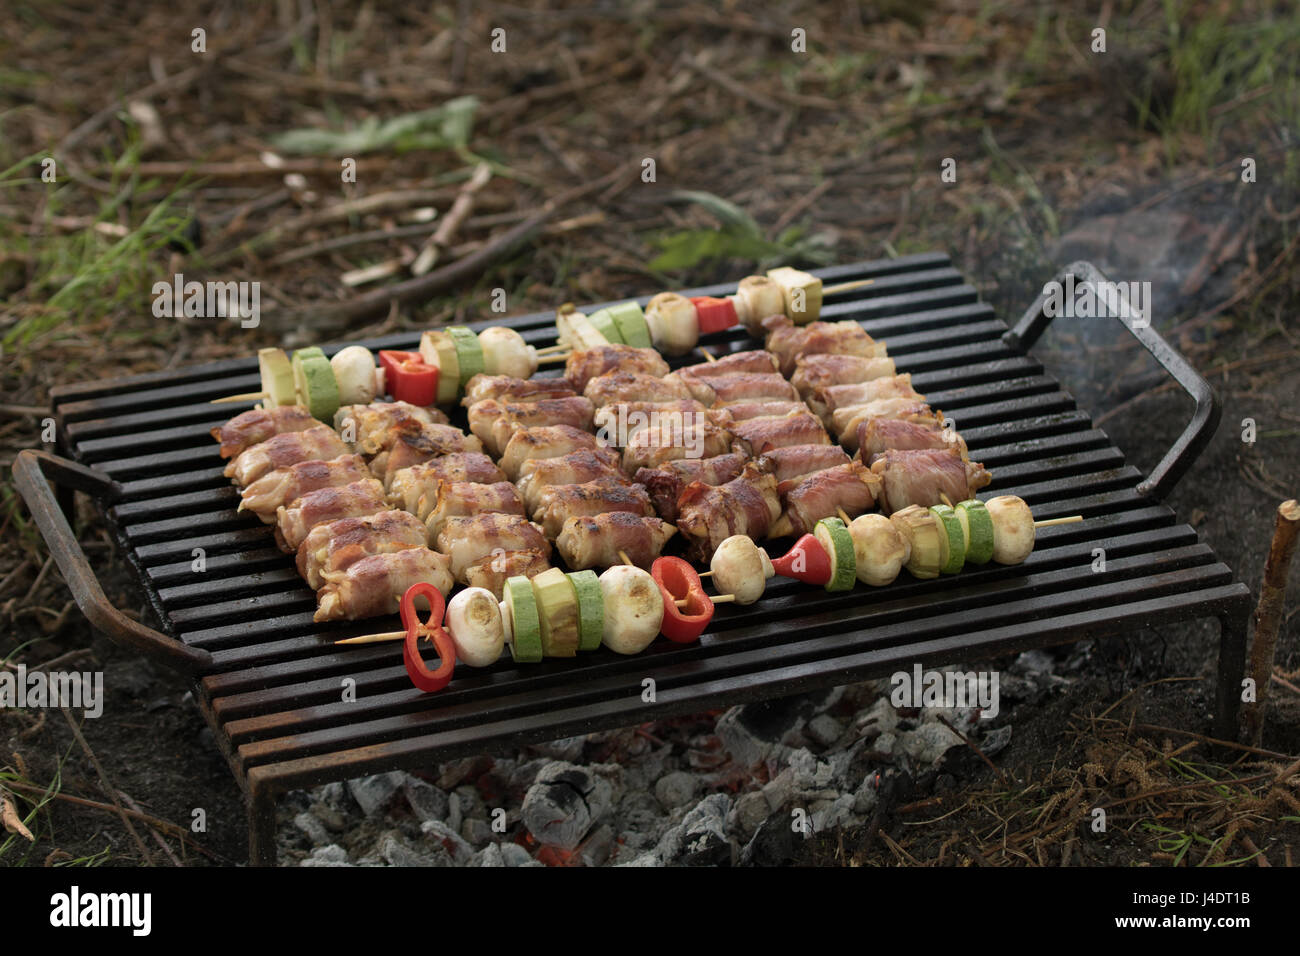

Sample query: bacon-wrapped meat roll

[594,400,708,445]
[870,448,993,515]
[583,371,692,407]
[239,453,369,521]
[755,443,852,484]
[334,402,450,455]
[213,405,322,459]
[315,548,454,623]
[728,412,829,457]
[858,418,967,464]
[791,354,897,398]
[621,418,734,473]
[296,509,427,589]
[708,400,807,425]
[462,374,576,406]
[770,462,883,538]
[833,400,941,450]
[499,424,610,481]
[762,314,886,376]
[387,453,506,512]
[564,345,670,393]
[435,514,551,582]
[462,549,552,599]
[424,480,525,541]
[669,371,798,407]
[531,477,654,539]
[677,350,778,378]
[676,465,781,561]
[634,452,748,522]
[809,374,924,426]
[225,424,350,486]
[370,423,486,485]
[515,448,625,512]
[556,513,677,570]
[468,397,596,457]
[274,478,387,551]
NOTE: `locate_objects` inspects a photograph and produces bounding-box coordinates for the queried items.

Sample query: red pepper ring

[651,556,714,644]
[400,582,457,692]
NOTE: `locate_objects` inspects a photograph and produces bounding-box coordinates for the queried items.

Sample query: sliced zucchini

[929,505,966,575]
[568,570,604,652]
[420,330,461,404]
[531,567,579,658]
[258,348,295,406]
[814,517,856,592]
[608,301,652,348]
[956,499,995,565]
[292,349,340,421]
[447,326,484,387]
[504,576,542,663]
[586,308,625,345]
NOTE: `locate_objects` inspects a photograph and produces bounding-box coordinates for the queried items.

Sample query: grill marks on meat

[387,453,506,512]
[296,509,427,590]
[727,412,830,457]
[583,371,692,407]
[468,396,596,457]
[858,418,967,463]
[463,548,552,599]
[531,477,654,538]
[870,448,993,514]
[556,512,677,570]
[755,443,851,484]
[213,405,322,459]
[371,423,486,485]
[424,480,525,541]
[676,464,781,561]
[315,548,454,623]
[334,402,450,456]
[791,354,897,397]
[275,477,388,552]
[775,461,882,537]
[515,448,625,512]
[462,374,575,406]
[564,345,670,392]
[436,513,551,582]
[762,314,886,376]
[671,371,798,406]
[226,424,350,486]
[240,453,369,521]
[634,452,748,522]
[621,418,734,473]
[500,425,610,481]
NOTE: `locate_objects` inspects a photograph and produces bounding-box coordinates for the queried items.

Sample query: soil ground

[1,1,1297,866]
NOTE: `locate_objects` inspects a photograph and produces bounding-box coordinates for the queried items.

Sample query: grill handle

[1002,259,1220,500]
[11,449,215,675]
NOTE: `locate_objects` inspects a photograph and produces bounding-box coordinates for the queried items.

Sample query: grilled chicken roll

[676,464,781,561]
[556,512,677,570]
[791,354,897,397]
[594,400,709,445]
[467,396,596,458]
[633,452,749,522]
[563,345,670,393]
[387,452,506,512]
[370,423,485,486]
[296,509,427,590]
[676,350,779,378]
[870,448,993,515]
[239,453,369,520]
[435,514,551,582]
[754,443,852,484]
[762,314,886,376]
[274,477,387,551]
[462,548,552,600]
[669,371,798,407]
[315,548,454,623]
[708,400,807,425]
[334,402,450,455]
[857,418,967,464]
[583,371,692,407]
[530,477,655,539]
[462,374,576,406]
[727,412,830,457]
[499,424,611,481]
[225,424,350,486]
[213,405,322,459]
[620,418,734,473]
[769,462,883,538]
[808,374,924,427]
[423,480,526,542]
[515,448,625,512]
[833,400,942,449]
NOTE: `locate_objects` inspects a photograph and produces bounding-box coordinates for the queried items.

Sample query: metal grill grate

[17,252,1252,864]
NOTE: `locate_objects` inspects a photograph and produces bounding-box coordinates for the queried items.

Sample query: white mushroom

[985,495,1035,564]
[848,514,909,586]
[597,565,663,655]
[329,346,379,405]
[479,326,538,379]
[710,534,774,605]
[445,587,505,667]
[643,292,699,356]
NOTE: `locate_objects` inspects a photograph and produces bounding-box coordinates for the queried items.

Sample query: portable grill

[14,254,1252,865]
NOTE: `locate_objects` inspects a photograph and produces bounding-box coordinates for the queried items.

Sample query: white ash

[275,666,1044,867]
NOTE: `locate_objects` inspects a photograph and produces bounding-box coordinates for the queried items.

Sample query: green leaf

[270,97,479,156]
[665,190,762,237]
[647,225,787,272]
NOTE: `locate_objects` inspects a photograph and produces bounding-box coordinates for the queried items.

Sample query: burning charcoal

[419,819,475,864]
[470,843,506,868]
[381,831,451,868]
[521,762,611,850]
[731,792,770,837]
[403,777,449,823]
[811,793,856,833]
[461,817,494,847]
[499,843,534,867]
[293,811,331,846]
[806,713,845,748]
[679,794,733,867]
[653,771,698,810]
[578,824,615,867]
[300,844,352,867]
[347,772,405,818]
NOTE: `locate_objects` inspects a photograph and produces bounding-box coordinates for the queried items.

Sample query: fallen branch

[412,162,492,275]
[1243,500,1300,745]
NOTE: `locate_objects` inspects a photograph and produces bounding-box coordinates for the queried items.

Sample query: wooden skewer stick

[698,570,713,577]
[536,351,571,365]
[837,507,852,524]
[1243,499,1300,745]
[1034,515,1083,528]
[535,342,569,355]
[823,279,875,295]
[335,627,419,645]
[938,493,954,508]
[697,346,717,363]
[618,550,633,567]
[675,593,735,608]
[210,391,268,404]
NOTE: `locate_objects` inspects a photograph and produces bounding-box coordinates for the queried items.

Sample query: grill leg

[1213,601,1251,743]
[247,782,279,867]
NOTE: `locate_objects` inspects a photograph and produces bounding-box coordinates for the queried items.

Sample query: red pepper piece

[770,533,832,586]
[689,296,738,334]
[651,556,714,644]
[401,581,457,692]
[379,350,439,407]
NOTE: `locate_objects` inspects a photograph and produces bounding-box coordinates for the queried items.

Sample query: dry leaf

[1,791,35,842]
